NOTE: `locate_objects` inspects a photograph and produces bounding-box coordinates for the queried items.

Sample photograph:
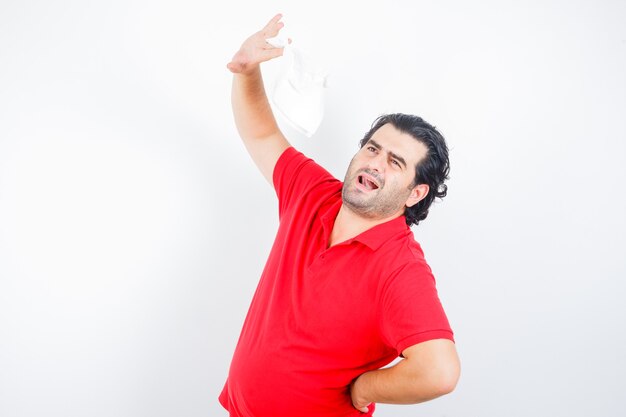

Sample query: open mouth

[358,174,379,191]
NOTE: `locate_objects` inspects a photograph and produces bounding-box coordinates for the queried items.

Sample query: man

[220,14,460,417]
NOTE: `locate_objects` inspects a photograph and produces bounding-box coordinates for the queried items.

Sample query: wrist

[351,373,372,411]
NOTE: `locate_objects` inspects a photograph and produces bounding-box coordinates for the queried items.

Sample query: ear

[405,184,429,208]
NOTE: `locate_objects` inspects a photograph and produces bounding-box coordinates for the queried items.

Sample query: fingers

[357,402,371,413]
[262,13,285,38]
[226,14,288,74]
[264,22,284,38]
[263,13,283,31]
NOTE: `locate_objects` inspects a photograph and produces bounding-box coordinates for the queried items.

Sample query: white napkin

[266,36,328,138]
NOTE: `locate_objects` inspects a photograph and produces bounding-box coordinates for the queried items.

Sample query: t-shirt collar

[321,198,410,251]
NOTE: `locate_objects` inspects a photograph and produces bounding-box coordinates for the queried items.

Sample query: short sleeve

[379,261,454,355]
[272,147,339,217]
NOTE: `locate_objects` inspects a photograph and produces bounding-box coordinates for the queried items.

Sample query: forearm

[231,68,281,142]
[226,14,290,183]
[351,340,460,408]
[353,359,452,405]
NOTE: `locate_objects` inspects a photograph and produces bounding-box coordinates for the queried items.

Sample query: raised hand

[226,14,291,75]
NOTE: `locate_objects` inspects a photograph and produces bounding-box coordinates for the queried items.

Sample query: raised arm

[226,14,291,185]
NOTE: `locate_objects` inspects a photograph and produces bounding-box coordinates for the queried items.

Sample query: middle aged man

[219,14,460,417]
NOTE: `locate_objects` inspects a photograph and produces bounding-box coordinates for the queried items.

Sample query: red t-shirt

[219,147,453,417]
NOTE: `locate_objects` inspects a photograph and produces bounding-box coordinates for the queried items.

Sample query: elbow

[437,366,460,396]
[402,339,461,401]
[431,359,461,397]
[403,362,461,403]
[414,357,460,400]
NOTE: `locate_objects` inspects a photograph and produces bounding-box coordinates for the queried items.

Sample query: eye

[367,146,376,152]
[391,159,401,167]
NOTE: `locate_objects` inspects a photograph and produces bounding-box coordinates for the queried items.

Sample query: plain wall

[1,1,625,416]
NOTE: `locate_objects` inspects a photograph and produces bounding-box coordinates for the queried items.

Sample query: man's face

[342,123,429,220]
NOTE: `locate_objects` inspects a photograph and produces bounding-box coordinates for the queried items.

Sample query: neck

[328,204,402,247]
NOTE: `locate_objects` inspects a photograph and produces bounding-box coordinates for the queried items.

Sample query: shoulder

[273,147,336,186]
[380,228,432,276]
[374,233,440,303]
[273,147,342,216]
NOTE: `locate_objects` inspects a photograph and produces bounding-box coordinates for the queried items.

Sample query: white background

[1,1,625,416]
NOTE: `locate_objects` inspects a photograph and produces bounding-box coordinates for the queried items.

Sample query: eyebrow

[368,139,408,169]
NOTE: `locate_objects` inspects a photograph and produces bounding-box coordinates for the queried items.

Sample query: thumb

[261,47,285,61]
[226,61,244,73]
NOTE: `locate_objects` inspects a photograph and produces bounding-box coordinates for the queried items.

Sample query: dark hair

[359,113,450,227]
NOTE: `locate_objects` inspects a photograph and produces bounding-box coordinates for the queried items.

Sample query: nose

[367,152,386,173]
